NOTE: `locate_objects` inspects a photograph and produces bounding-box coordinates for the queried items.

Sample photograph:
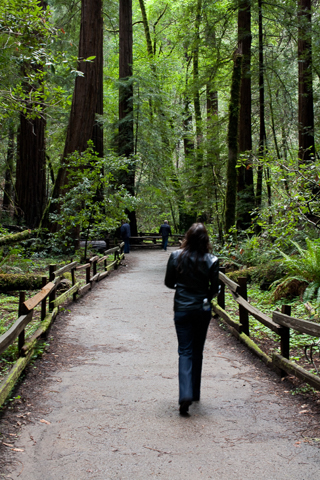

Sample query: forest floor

[0,248,320,479]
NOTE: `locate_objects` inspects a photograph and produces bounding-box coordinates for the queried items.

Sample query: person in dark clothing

[159,220,172,251]
[120,220,131,253]
[165,223,219,415]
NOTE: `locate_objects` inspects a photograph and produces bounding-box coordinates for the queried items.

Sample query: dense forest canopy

[0,0,320,250]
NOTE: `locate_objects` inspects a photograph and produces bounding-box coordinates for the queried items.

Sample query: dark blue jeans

[162,236,169,250]
[174,309,211,404]
[124,238,130,253]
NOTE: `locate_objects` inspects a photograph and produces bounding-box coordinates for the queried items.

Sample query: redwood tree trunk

[119,0,137,235]
[237,0,254,230]
[53,0,103,199]
[15,114,46,228]
[225,54,243,233]
[298,0,315,162]
[14,0,47,229]
[193,0,203,175]
[256,0,266,210]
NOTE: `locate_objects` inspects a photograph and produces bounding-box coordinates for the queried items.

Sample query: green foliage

[0,0,60,118]
[217,234,279,270]
[49,143,137,252]
[275,239,320,303]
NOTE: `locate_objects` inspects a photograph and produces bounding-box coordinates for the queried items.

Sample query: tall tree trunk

[2,122,15,215]
[15,113,46,228]
[47,0,103,244]
[14,0,47,229]
[225,54,243,234]
[256,0,266,211]
[53,0,103,199]
[119,0,137,235]
[206,85,220,224]
[298,0,315,162]
[237,0,254,230]
[92,14,104,203]
[193,0,203,175]
[138,0,153,59]
[92,30,104,159]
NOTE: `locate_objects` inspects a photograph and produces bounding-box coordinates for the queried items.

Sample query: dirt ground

[1,249,320,479]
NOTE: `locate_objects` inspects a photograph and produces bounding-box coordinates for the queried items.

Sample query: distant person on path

[159,220,172,251]
[120,219,131,254]
[164,223,219,415]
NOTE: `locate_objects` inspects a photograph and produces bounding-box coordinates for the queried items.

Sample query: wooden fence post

[18,292,26,355]
[238,277,249,336]
[41,276,47,320]
[71,266,77,301]
[114,248,119,270]
[86,263,91,285]
[280,304,291,360]
[218,267,225,310]
[92,258,97,276]
[49,264,56,312]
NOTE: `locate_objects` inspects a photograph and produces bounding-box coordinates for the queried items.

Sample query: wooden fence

[0,243,124,408]
[214,268,320,391]
[129,233,183,248]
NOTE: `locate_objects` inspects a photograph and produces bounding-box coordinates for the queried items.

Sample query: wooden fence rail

[214,269,320,390]
[0,242,124,408]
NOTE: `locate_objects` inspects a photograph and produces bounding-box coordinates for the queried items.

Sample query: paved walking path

[1,249,320,479]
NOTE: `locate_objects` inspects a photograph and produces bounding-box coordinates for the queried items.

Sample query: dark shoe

[179,400,192,414]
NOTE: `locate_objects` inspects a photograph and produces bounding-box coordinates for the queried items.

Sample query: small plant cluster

[48,143,137,255]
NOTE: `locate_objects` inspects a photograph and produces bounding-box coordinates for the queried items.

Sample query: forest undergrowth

[223,285,320,399]
[0,248,111,386]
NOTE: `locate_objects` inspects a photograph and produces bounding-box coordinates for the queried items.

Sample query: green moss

[0,274,43,292]
[226,260,287,287]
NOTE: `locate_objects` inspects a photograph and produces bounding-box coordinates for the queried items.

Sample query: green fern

[278,239,320,301]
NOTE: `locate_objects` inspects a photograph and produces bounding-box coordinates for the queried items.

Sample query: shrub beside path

[1,249,320,479]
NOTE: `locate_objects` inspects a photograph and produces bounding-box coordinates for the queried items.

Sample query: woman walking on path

[165,223,219,414]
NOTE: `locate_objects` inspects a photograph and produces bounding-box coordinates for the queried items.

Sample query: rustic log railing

[0,243,124,408]
[214,269,320,391]
[129,233,183,248]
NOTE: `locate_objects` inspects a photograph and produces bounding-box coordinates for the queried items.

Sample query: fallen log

[0,274,43,292]
[0,229,31,246]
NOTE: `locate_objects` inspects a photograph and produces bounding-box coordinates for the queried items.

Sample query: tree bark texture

[238,0,252,154]
[119,0,137,235]
[15,113,46,229]
[225,54,243,233]
[298,0,315,162]
[138,0,153,59]
[3,122,14,213]
[119,0,133,159]
[193,0,203,174]
[53,0,103,198]
[237,0,254,230]
[256,0,266,211]
[92,18,104,159]
[15,0,47,229]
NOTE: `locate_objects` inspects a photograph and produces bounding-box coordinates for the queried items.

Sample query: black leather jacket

[165,249,219,311]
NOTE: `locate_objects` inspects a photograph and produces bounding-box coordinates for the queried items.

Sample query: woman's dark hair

[178,223,211,271]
